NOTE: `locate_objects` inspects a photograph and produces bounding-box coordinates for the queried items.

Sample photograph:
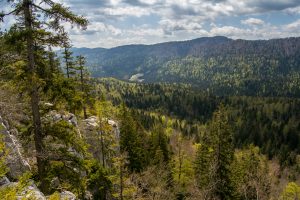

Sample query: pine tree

[194,134,214,190]
[0,0,88,192]
[195,105,235,199]
[211,105,235,200]
[62,33,75,79]
[76,55,91,119]
[119,104,147,172]
[150,124,170,165]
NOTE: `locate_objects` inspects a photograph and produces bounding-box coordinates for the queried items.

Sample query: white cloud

[159,19,203,32]
[102,6,152,17]
[127,28,164,37]
[2,0,300,47]
[210,26,252,38]
[285,6,300,14]
[241,18,265,26]
[285,19,300,30]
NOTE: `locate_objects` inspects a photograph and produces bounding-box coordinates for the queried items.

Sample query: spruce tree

[0,0,88,192]
[211,105,235,200]
[62,33,75,78]
[195,105,235,200]
[119,104,147,172]
[76,55,91,119]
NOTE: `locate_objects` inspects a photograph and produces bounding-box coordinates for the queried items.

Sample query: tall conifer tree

[0,0,88,192]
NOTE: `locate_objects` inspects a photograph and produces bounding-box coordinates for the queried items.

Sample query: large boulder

[0,116,31,179]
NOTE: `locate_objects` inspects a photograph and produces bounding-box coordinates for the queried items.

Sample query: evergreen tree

[76,55,91,119]
[150,124,170,165]
[194,134,215,191]
[62,33,75,79]
[211,105,235,200]
[195,105,235,199]
[0,0,88,192]
[119,104,147,172]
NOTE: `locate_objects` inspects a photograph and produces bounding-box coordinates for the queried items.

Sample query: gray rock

[84,116,99,128]
[69,114,78,126]
[53,113,62,122]
[17,182,46,200]
[0,115,31,179]
[108,119,117,127]
[44,111,79,127]
[0,176,10,187]
[60,191,76,200]
[50,177,60,189]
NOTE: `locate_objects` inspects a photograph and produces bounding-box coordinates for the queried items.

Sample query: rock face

[0,176,77,200]
[44,110,78,126]
[83,116,120,139]
[81,116,120,165]
[0,115,31,179]
[17,181,47,200]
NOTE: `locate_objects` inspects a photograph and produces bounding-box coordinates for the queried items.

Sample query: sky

[1,0,300,48]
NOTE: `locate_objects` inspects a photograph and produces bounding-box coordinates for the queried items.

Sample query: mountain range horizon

[70,35,300,49]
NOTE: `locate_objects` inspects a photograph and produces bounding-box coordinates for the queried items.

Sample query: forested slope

[69,36,300,97]
[96,78,300,166]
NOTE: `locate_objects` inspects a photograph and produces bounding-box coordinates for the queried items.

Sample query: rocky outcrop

[0,115,30,179]
[81,116,120,165]
[43,110,78,126]
[17,181,47,200]
[82,116,120,140]
[0,175,77,200]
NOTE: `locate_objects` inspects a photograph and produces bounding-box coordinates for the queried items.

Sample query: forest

[0,0,300,200]
[68,37,300,97]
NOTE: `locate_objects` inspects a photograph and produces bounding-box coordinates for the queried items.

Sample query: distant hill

[61,36,300,97]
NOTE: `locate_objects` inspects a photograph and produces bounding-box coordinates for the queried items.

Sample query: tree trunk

[23,0,47,192]
[79,61,87,119]
[100,130,105,167]
[64,47,70,78]
[120,163,123,200]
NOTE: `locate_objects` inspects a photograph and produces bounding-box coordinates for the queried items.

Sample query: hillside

[68,36,300,97]
[2,1,300,199]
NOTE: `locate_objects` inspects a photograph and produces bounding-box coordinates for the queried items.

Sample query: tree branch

[32,3,88,29]
[0,8,18,22]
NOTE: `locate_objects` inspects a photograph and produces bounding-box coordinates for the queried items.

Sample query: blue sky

[1,0,300,48]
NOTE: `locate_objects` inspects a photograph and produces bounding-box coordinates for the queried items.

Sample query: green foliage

[67,37,300,97]
[231,145,271,200]
[195,105,235,199]
[171,134,194,190]
[280,182,300,200]
[194,139,214,189]
[0,135,8,178]
[42,120,88,196]
[86,160,112,200]
[119,104,148,172]
[47,192,61,200]
[98,78,300,166]
[0,172,32,200]
[150,125,170,165]
[211,106,235,199]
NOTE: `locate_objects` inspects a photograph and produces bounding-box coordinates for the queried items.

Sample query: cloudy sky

[1,0,300,48]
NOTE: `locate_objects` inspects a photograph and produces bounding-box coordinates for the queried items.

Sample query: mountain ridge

[60,36,300,97]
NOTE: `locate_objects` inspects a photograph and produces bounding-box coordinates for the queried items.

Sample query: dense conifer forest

[0,0,300,200]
